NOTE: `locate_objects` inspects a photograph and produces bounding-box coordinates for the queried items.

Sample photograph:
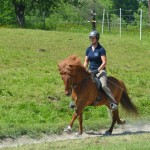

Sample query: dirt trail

[0,122,150,149]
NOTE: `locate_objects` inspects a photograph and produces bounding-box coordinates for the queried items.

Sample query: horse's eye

[68,77,72,80]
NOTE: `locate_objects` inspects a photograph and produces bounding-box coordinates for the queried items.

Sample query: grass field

[0,28,150,140]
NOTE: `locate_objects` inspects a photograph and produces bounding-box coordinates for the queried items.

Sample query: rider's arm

[98,55,107,72]
[84,56,89,69]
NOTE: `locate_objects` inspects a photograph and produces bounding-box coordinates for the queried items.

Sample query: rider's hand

[88,70,91,74]
[91,69,99,76]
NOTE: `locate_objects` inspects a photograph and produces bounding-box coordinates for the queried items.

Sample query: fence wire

[1,8,149,39]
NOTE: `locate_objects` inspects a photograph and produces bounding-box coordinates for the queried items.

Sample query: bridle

[65,76,74,93]
[66,75,91,93]
[64,73,124,95]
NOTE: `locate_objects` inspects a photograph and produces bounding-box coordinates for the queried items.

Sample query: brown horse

[58,55,138,135]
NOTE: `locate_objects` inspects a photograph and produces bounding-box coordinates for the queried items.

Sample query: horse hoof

[75,132,82,137]
[104,130,112,136]
[64,126,72,134]
[118,120,126,125]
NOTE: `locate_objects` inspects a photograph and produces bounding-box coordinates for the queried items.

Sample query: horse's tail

[120,81,139,116]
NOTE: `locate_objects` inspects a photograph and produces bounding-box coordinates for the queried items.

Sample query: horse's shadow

[110,130,150,136]
[85,130,150,137]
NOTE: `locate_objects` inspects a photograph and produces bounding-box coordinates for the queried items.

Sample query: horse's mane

[58,55,90,76]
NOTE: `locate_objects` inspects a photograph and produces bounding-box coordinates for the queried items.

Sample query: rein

[71,76,91,89]
[70,75,124,91]
[107,79,124,91]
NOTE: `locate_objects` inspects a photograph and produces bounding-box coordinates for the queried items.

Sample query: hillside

[0,28,150,139]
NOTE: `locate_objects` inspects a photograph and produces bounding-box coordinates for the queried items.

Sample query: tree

[63,0,83,7]
[0,0,16,25]
[28,0,61,14]
[97,0,114,10]
[12,0,25,27]
[112,0,139,22]
[138,0,149,25]
[140,0,148,7]
[148,0,150,23]
[11,0,61,27]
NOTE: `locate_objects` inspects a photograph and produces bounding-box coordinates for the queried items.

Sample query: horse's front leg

[64,105,84,135]
[76,113,83,135]
[64,112,78,133]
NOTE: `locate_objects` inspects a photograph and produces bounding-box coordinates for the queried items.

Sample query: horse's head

[58,55,90,97]
[58,63,74,96]
[61,73,73,96]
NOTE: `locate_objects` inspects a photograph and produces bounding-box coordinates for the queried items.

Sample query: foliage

[0,0,149,29]
[24,2,86,30]
[97,0,114,10]
[0,1,15,25]
[112,0,139,21]
[133,1,149,28]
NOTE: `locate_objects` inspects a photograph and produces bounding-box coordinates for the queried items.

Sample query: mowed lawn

[0,28,150,139]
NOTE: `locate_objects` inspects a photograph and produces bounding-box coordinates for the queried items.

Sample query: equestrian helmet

[89,30,100,40]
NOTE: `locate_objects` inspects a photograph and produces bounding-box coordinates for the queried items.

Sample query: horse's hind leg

[105,106,126,135]
[117,114,126,125]
[114,108,126,125]
[106,107,112,119]
[105,109,118,135]
[107,107,126,125]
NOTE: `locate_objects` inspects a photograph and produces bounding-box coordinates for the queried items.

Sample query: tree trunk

[12,0,25,27]
[148,0,150,24]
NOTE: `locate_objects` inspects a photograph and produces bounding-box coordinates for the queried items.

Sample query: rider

[84,30,118,111]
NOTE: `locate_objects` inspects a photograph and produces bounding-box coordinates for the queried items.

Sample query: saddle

[90,76,103,106]
[93,76,102,90]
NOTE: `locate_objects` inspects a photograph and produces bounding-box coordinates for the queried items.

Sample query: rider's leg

[97,70,118,110]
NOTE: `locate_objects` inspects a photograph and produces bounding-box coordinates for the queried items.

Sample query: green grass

[0,28,150,139]
[2,133,150,150]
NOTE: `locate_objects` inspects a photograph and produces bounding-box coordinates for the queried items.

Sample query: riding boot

[97,70,118,111]
[102,86,118,111]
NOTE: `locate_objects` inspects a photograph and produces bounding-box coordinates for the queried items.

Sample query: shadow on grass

[85,130,150,136]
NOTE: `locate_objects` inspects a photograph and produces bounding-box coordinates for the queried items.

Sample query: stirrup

[69,101,75,109]
[110,103,118,111]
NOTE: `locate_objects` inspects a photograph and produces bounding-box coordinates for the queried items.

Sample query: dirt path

[0,122,150,149]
